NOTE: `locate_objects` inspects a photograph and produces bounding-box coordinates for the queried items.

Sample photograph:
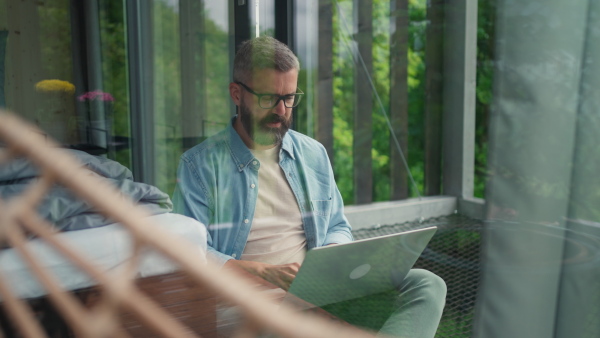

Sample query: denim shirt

[173,118,353,266]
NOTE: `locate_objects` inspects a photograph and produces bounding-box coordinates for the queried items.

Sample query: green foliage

[474,0,496,198]
[151,1,232,194]
[371,0,391,202]
[38,0,73,82]
[330,0,429,204]
[98,0,130,167]
[98,1,232,195]
[152,0,183,193]
[406,1,427,198]
[92,0,495,205]
[328,0,496,203]
[201,12,233,132]
[331,0,355,204]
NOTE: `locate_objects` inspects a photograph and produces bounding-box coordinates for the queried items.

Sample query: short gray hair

[233,36,300,84]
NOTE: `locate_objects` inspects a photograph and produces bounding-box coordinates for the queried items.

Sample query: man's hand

[224,259,301,290]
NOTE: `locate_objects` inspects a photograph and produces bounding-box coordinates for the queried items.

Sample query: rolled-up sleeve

[323,159,353,246]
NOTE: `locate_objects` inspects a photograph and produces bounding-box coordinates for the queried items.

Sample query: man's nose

[273,99,287,116]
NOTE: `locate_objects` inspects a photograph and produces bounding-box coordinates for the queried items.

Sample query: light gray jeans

[322,269,447,338]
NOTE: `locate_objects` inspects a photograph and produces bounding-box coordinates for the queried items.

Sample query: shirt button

[251,184,256,189]
[244,219,249,224]
[232,253,237,258]
[252,160,258,166]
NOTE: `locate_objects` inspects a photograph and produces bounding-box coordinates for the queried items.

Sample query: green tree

[99,0,130,167]
[474,0,496,198]
[331,0,428,205]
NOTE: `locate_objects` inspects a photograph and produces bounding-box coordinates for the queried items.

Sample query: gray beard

[238,102,290,146]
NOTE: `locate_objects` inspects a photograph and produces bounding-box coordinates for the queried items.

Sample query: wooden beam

[389,0,409,200]
[424,0,444,196]
[317,0,334,163]
[353,0,373,205]
[442,0,477,198]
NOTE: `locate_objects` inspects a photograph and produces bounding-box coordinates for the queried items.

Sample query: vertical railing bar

[442,0,477,198]
[424,0,444,196]
[389,0,409,200]
[352,0,374,205]
[317,0,335,164]
[335,0,423,201]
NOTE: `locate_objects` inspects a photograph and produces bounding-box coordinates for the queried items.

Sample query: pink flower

[78,90,114,102]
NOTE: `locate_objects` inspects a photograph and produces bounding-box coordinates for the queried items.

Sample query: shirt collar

[281,129,295,160]
[227,116,295,171]
[227,117,255,171]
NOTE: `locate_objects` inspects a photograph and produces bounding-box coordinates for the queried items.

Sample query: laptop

[284,226,437,308]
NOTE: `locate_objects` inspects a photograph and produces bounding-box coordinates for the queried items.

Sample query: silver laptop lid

[286,226,437,307]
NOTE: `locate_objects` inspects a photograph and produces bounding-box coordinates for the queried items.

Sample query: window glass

[293,0,317,138]
[1,0,76,144]
[98,0,130,168]
[1,0,132,169]
[151,0,233,194]
[1,0,483,205]
[152,0,183,193]
[295,0,430,205]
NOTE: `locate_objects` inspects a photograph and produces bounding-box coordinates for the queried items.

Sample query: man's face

[238,69,298,146]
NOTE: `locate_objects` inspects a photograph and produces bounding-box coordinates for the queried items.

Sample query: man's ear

[229,82,241,106]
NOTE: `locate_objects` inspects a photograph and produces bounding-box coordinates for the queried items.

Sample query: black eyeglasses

[236,81,304,109]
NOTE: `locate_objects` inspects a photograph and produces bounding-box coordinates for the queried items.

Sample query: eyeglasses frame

[235,81,304,109]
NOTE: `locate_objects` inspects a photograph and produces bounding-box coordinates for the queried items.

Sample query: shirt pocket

[311,197,332,218]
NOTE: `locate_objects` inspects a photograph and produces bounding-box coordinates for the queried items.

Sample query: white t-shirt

[241,146,307,265]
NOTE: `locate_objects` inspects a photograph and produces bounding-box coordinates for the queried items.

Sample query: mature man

[173,36,445,337]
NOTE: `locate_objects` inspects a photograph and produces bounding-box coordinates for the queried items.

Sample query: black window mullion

[126,0,155,185]
[234,0,252,52]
